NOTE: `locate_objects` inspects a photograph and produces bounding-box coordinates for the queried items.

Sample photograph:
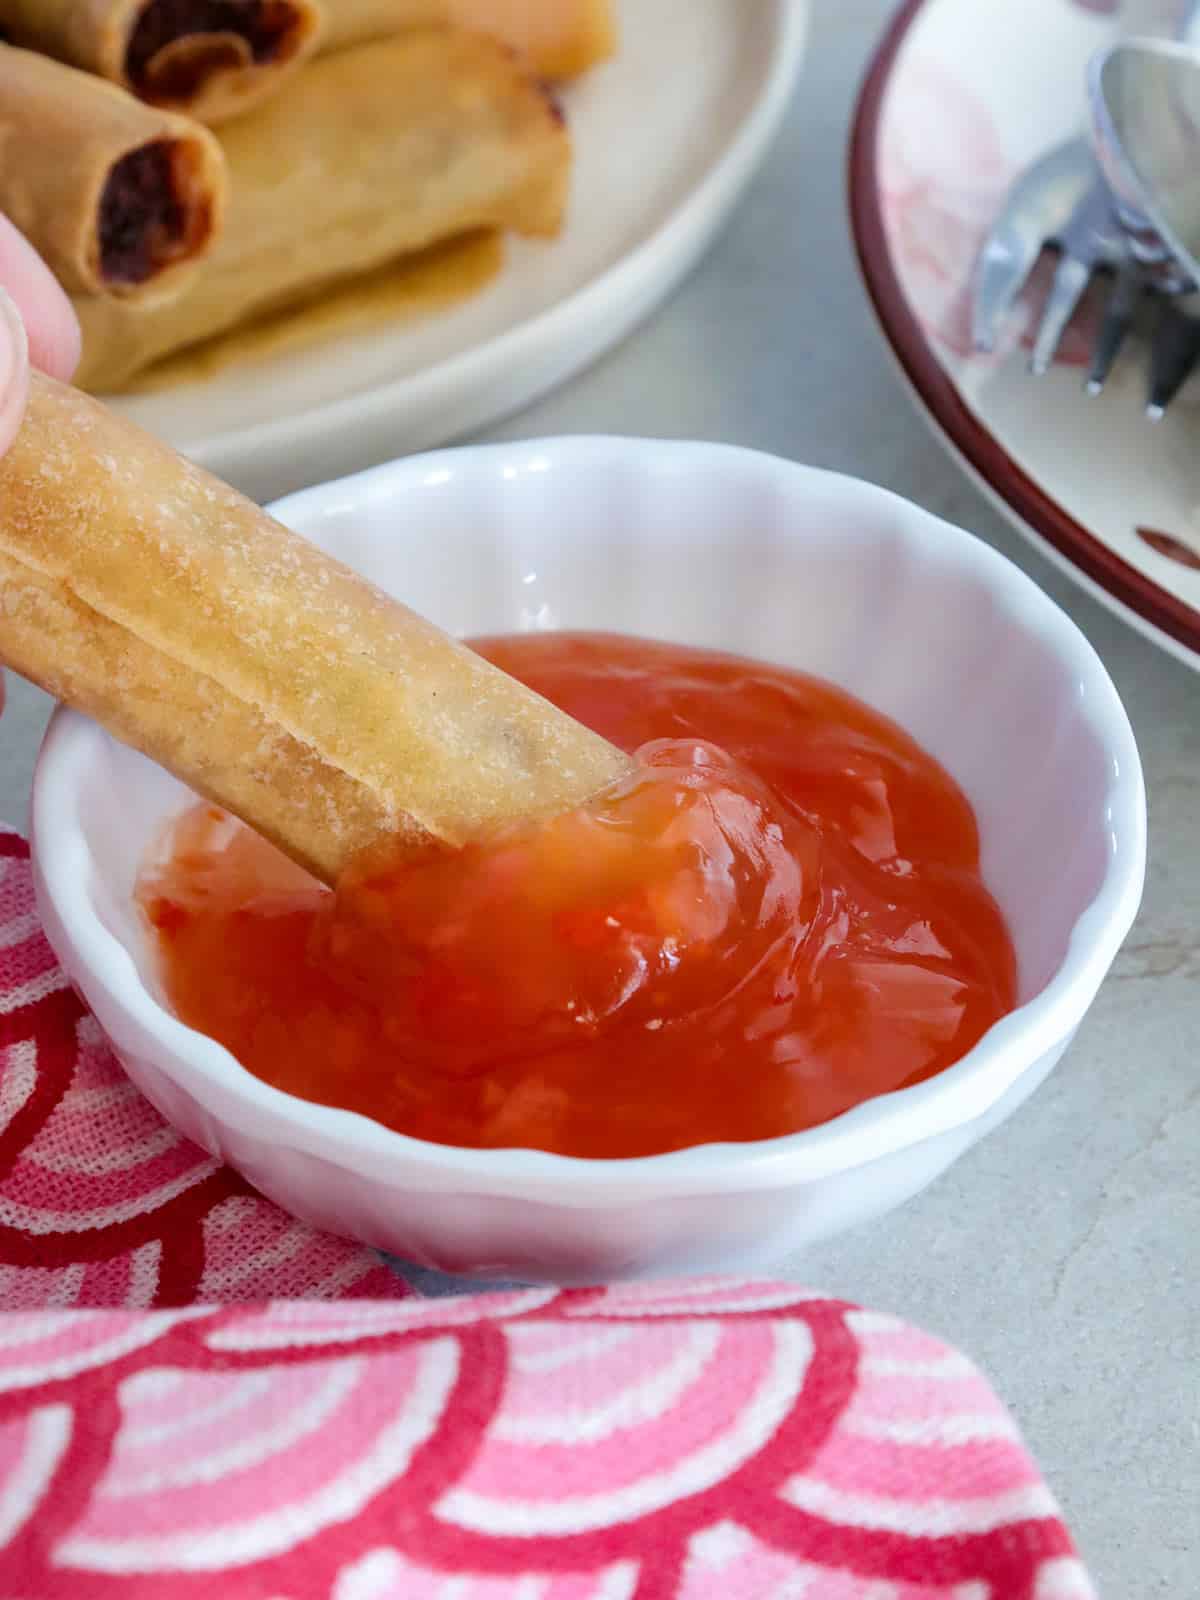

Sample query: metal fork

[972,136,1200,415]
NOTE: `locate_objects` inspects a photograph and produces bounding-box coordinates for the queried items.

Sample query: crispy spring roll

[74,28,570,390]
[0,375,632,884]
[319,0,617,79]
[318,0,445,52]
[0,47,226,302]
[0,0,323,123]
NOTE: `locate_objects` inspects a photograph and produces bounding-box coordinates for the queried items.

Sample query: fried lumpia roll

[0,47,226,301]
[0,375,632,884]
[0,0,323,123]
[319,0,617,79]
[74,29,570,390]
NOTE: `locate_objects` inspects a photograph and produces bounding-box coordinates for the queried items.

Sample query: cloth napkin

[0,823,1097,1598]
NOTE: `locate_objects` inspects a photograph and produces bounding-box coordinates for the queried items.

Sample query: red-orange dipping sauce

[139,634,1016,1158]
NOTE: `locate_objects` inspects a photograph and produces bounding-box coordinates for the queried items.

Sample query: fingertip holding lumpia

[0,45,227,301]
[74,29,571,390]
[0,374,632,883]
[0,0,323,123]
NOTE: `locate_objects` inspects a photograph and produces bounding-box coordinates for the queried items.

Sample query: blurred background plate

[850,0,1200,673]
[110,0,808,504]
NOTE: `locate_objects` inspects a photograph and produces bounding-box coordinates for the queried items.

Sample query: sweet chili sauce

[139,634,1017,1158]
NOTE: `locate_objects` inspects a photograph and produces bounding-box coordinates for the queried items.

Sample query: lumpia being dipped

[74,28,570,391]
[0,46,226,301]
[0,375,632,884]
[0,0,323,123]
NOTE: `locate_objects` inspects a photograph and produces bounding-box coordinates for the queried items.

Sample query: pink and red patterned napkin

[0,824,1097,1597]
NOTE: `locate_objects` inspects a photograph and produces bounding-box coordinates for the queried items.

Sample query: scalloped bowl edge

[30,437,1147,1280]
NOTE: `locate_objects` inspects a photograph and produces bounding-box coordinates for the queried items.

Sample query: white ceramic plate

[108,0,808,504]
[850,0,1200,671]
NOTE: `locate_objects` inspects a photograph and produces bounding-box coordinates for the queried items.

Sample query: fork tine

[1030,253,1092,375]
[971,137,1098,354]
[1087,263,1140,395]
[1146,303,1200,418]
[973,230,1044,352]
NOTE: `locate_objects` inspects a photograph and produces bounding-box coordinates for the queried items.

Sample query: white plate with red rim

[108,0,808,505]
[850,0,1200,673]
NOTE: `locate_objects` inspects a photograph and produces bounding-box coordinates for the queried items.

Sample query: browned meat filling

[99,141,190,285]
[126,0,298,99]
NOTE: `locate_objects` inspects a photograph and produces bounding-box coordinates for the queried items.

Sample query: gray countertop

[2,3,1196,1591]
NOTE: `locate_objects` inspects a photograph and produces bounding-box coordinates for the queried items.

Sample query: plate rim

[847,0,1200,666]
[161,0,809,486]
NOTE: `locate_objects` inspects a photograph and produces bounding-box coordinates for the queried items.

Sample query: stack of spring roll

[0,0,618,391]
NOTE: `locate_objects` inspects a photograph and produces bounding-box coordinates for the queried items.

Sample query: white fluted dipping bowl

[31,440,1147,1283]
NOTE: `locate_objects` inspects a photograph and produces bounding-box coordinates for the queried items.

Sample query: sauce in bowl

[139,634,1016,1158]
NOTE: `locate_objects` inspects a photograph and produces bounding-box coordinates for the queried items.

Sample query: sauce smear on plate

[139,634,1016,1157]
